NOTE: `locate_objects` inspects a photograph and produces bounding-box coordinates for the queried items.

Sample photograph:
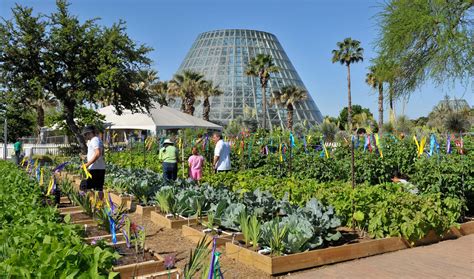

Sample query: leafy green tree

[0,103,36,142]
[245,54,280,130]
[199,80,222,121]
[169,70,205,115]
[375,0,474,94]
[271,85,307,130]
[0,1,154,153]
[332,38,364,188]
[337,105,373,130]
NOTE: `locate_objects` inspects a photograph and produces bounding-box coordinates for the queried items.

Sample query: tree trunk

[180,99,185,112]
[184,93,195,115]
[287,103,294,130]
[203,97,210,121]
[36,104,44,143]
[63,102,87,154]
[378,82,384,135]
[389,82,394,124]
[261,84,267,130]
[347,64,355,189]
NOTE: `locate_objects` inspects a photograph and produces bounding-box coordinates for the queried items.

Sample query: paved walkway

[288,234,474,279]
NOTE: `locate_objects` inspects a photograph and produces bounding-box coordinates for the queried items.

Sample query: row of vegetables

[0,160,119,277]
[101,161,464,253]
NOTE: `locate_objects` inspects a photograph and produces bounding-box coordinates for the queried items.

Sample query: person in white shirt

[212,132,231,173]
[82,126,106,199]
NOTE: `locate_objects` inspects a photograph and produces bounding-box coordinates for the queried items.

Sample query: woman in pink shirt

[188,147,205,181]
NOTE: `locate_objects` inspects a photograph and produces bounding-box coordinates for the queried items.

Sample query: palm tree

[271,85,307,130]
[332,37,364,189]
[245,54,279,130]
[169,71,205,115]
[150,81,169,106]
[199,80,222,121]
[366,65,384,135]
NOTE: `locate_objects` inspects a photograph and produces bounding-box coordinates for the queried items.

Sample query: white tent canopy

[97,103,222,132]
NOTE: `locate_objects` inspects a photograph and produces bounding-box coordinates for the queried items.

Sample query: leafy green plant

[261,218,288,256]
[239,211,250,246]
[183,237,211,279]
[248,214,261,251]
[96,204,128,234]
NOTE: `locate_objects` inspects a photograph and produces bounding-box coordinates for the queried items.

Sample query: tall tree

[376,0,473,95]
[199,80,222,121]
[169,70,205,115]
[245,54,279,130]
[0,1,154,153]
[365,65,384,134]
[332,37,364,189]
[271,85,307,130]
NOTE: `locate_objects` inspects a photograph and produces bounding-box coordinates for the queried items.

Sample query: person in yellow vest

[159,139,179,181]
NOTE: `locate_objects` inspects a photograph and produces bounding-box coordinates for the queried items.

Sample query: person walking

[82,126,106,199]
[188,147,205,181]
[159,139,179,181]
[212,132,231,173]
[13,138,22,165]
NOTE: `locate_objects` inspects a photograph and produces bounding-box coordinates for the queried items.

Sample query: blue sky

[1,0,472,119]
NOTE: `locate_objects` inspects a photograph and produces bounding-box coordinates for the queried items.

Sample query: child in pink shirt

[188,147,205,181]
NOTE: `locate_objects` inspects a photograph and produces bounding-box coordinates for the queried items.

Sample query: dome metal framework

[174,29,323,129]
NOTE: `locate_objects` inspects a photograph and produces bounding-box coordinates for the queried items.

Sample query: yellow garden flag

[39,168,44,186]
[46,177,54,195]
[82,164,92,179]
[322,142,329,159]
[419,136,426,156]
[279,143,283,162]
[374,134,383,158]
[20,156,26,166]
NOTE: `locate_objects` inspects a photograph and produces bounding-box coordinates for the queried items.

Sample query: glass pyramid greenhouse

[174,29,323,129]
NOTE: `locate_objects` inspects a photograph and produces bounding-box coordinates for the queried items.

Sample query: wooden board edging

[182,225,242,247]
[225,237,408,275]
[136,205,158,217]
[113,259,166,279]
[150,211,201,229]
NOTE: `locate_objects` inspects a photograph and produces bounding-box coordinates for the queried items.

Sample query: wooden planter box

[60,196,71,204]
[150,211,204,229]
[113,254,166,279]
[136,205,158,217]
[84,233,125,244]
[226,237,408,275]
[73,219,97,226]
[182,225,243,247]
[59,206,84,215]
[134,268,181,279]
[459,220,474,235]
[109,192,133,210]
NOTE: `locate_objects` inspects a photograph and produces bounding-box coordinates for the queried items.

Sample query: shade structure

[173,29,324,129]
[97,103,222,132]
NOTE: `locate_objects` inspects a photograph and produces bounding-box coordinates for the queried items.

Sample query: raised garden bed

[136,204,158,217]
[226,236,408,275]
[59,206,83,215]
[109,192,134,210]
[182,224,243,247]
[133,268,181,279]
[150,211,204,229]
[112,244,166,278]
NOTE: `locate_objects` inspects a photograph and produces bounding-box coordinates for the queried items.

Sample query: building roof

[97,103,222,131]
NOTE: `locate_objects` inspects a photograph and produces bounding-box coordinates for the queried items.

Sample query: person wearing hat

[82,125,106,198]
[159,139,179,181]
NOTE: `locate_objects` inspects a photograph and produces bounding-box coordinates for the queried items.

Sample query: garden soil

[129,212,271,279]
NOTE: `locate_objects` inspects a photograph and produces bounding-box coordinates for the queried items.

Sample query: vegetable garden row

[2,132,473,277]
